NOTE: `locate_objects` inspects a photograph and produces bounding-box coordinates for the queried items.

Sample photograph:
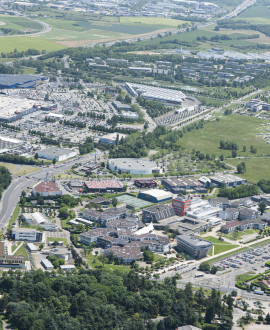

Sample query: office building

[177,235,213,259]
[142,204,175,222]
[11,228,43,242]
[172,196,191,216]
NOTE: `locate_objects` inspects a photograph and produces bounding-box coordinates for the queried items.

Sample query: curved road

[0,16,51,38]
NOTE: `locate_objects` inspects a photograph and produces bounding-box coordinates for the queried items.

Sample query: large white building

[37,147,78,162]
[99,132,126,144]
[21,212,58,231]
[125,82,186,106]
[108,158,160,175]
[12,228,43,242]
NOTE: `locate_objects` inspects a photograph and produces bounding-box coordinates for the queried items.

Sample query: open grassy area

[86,253,130,274]
[0,15,43,33]
[179,115,270,157]
[226,158,270,183]
[14,243,29,261]
[236,271,256,282]
[203,236,239,255]
[8,204,20,227]
[223,229,260,241]
[209,246,249,264]
[120,16,187,27]
[0,37,64,52]
[13,165,39,176]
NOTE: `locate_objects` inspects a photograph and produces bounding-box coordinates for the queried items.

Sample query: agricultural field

[179,115,270,157]
[226,158,270,183]
[0,15,43,33]
[0,36,64,52]
[39,16,187,47]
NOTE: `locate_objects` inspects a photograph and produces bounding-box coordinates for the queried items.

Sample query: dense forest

[0,269,234,330]
[0,166,12,199]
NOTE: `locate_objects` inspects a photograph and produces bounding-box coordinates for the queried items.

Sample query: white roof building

[108,158,160,175]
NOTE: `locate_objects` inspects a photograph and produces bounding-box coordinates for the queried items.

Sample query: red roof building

[32,180,62,197]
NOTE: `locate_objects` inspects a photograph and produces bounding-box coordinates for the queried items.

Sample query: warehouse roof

[140,189,173,199]
[38,147,76,157]
[84,180,122,189]
[109,158,158,170]
[211,174,246,183]
[0,74,45,88]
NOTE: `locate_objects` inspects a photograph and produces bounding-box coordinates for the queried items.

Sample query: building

[134,179,157,189]
[21,212,58,231]
[142,204,175,222]
[220,207,239,221]
[239,208,258,221]
[0,74,46,89]
[0,95,40,122]
[172,196,191,216]
[108,158,160,176]
[105,246,141,264]
[11,228,43,242]
[138,189,173,203]
[84,180,123,193]
[177,217,209,235]
[112,101,132,111]
[26,243,39,253]
[162,178,203,193]
[60,265,76,271]
[49,248,71,261]
[210,174,247,188]
[90,196,111,206]
[32,180,62,197]
[221,220,267,233]
[125,82,186,106]
[99,132,126,144]
[177,235,213,259]
[0,242,25,268]
[209,197,229,210]
[37,147,78,162]
[41,259,54,270]
[186,198,221,221]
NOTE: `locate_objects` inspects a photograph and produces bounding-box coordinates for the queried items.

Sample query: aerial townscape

[0,0,270,329]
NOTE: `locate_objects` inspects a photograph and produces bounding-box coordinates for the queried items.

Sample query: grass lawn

[223,229,260,241]
[47,237,68,246]
[203,236,239,255]
[0,37,64,52]
[15,243,29,261]
[11,241,21,253]
[249,239,270,248]
[120,16,188,27]
[86,253,130,274]
[179,115,270,157]
[13,165,39,176]
[226,158,270,183]
[8,204,20,227]
[236,271,256,282]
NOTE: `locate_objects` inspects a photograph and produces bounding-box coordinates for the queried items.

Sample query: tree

[205,304,215,323]
[265,313,270,324]
[52,158,57,165]
[21,190,26,197]
[143,250,154,263]
[199,262,210,272]
[112,197,118,208]
[39,244,44,251]
[258,201,267,215]
[34,153,39,160]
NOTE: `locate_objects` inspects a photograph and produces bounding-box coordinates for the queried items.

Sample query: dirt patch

[0,22,6,26]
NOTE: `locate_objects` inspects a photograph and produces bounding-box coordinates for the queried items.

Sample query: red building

[172,196,191,216]
[134,179,157,189]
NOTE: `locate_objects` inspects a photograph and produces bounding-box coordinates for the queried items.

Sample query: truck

[254,290,264,295]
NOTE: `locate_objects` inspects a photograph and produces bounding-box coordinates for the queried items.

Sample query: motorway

[0,152,99,230]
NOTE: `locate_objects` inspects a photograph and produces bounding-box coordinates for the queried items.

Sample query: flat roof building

[125,82,186,106]
[138,189,173,203]
[37,147,78,162]
[84,180,123,193]
[12,228,43,242]
[99,132,126,144]
[177,235,212,259]
[142,204,176,222]
[41,258,54,270]
[210,174,247,187]
[172,196,191,216]
[22,212,58,231]
[134,179,157,188]
[0,242,25,268]
[108,158,160,175]
[162,178,203,193]
[0,74,46,89]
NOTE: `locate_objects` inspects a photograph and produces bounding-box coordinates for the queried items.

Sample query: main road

[0,152,100,230]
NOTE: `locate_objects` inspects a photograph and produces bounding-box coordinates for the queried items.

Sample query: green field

[0,36,64,52]
[204,236,239,255]
[179,115,270,157]
[0,15,43,33]
[86,253,130,274]
[226,158,270,183]
[236,271,256,282]
[237,4,270,21]
[15,243,29,261]
[120,16,187,27]
[223,229,260,241]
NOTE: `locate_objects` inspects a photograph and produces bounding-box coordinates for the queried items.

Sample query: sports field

[179,115,270,157]
[117,194,152,209]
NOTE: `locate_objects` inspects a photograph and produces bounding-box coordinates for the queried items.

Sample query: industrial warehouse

[125,82,186,106]
[0,95,39,122]
[108,158,160,175]
[0,74,46,89]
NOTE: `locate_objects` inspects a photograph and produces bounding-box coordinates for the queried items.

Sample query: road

[0,152,99,230]
[0,16,52,38]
